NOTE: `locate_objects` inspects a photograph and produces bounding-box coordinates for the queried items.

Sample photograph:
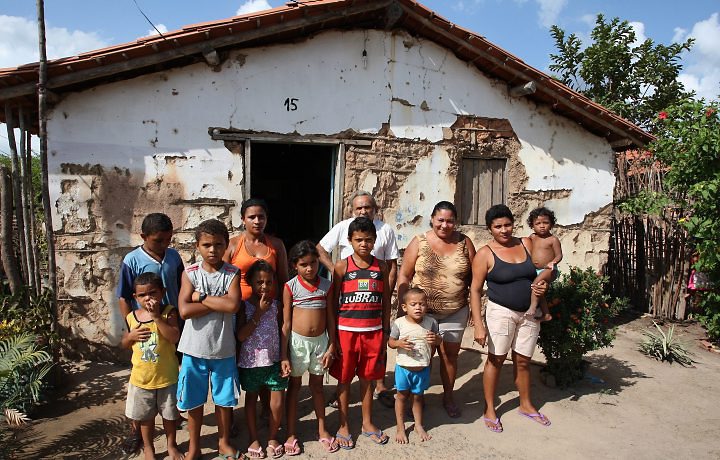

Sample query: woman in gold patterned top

[397,201,476,418]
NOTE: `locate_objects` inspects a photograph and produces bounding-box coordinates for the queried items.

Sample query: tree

[549,14,694,130]
[650,101,720,340]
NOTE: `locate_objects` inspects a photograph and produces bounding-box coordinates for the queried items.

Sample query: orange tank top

[230,233,279,300]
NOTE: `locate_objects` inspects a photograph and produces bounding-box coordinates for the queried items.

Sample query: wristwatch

[198,292,207,302]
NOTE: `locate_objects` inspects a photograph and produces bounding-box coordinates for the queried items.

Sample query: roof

[0,0,653,148]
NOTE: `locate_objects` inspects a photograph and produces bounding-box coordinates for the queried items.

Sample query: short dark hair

[134,272,164,291]
[402,287,427,303]
[241,198,269,218]
[485,204,514,228]
[431,201,457,219]
[527,207,557,227]
[288,240,319,268]
[246,259,275,284]
[347,216,376,239]
[141,213,173,235]
[195,219,229,244]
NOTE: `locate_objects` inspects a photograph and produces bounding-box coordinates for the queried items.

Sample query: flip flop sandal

[246,445,267,459]
[361,430,389,445]
[266,444,284,459]
[335,432,355,450]
[283,439,301,456]
[518,410,551,426]
[482,417,503,433]
[318,437,339,453]
[219,452,242,460]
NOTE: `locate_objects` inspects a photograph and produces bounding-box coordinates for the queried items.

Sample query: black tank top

[486,241,537,312]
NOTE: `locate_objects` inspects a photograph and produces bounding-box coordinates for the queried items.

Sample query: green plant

[639,321,695,366]
[536,267,629,387]
[617,190,673,216]
[0,333,53,426]
[0,285,57,351]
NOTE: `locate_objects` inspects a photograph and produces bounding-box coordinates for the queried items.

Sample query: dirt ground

[11,316,720,460]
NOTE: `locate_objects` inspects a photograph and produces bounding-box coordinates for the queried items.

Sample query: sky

[0,0,719,155]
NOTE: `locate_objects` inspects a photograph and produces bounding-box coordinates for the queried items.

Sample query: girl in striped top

[280,241,338,455]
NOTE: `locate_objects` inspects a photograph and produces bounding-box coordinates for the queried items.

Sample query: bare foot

[414,424,432,442]
[167,444,185,460]
[542,313,553,322]
[142,444,156,460]
[395,427,408,444]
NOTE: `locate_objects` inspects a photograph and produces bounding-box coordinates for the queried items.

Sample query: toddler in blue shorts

[388,287,441,444]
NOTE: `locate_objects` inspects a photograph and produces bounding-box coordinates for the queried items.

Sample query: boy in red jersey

[329,216,391,448]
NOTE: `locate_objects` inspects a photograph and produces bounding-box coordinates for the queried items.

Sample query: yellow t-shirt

[127,305,179,389]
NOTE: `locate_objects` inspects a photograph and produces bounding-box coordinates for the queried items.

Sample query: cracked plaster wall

[47,29,615,358]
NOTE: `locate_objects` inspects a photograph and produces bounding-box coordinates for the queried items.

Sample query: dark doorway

[250,143,335,251]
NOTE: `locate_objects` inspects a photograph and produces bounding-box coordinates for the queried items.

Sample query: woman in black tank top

[469,205,551,433]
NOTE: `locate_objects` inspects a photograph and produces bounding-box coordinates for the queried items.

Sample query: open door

[249,142,336,250]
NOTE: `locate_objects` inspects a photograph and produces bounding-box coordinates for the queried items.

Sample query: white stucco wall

[47,29,616,351]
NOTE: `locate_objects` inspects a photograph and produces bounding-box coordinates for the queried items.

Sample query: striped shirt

[338,256,384,332]
[285,275,331,310]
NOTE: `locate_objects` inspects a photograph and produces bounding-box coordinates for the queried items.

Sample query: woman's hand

[531,280,548,296]
[473,323,488,347]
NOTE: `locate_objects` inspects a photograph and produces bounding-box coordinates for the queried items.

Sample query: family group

[117,191,562,459]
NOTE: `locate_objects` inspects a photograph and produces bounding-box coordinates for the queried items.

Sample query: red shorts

[330,329,386,383]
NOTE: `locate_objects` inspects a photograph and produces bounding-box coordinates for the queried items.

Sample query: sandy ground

[12,316,720,460]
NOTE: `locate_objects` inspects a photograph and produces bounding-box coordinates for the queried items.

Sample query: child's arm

[323,286,337,368]
[379,260,391,337]
[236,293,272,341]
[280,285,293,376]
[146,299,181,344]
[116,262,136,319]
[199,274,241,314]
[178,271,211,319]
[548,236,564,269]
[425,319,442,356]
[120,322,151,349]
[387,321,413,351]
[328,259,347,353]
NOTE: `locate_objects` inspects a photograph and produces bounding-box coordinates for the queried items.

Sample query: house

[0,0,652,358]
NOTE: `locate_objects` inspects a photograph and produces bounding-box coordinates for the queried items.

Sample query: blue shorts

[177,355,240,411]
[394,364,430,395]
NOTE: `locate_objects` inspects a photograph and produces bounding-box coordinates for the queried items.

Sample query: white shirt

[319,217,399,261]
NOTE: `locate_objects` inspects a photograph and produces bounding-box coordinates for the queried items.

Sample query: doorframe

[210,131,372,226]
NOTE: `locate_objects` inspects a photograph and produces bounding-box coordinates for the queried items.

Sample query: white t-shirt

[319,217,400,261]
[390,316,439,368]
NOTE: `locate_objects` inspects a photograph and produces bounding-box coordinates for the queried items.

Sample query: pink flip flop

[483,417,503,433]
[318,437,340,453]
[284,439,301,456]
[518,410,551,426]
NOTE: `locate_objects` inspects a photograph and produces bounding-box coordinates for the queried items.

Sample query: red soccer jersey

[338,256,384,331]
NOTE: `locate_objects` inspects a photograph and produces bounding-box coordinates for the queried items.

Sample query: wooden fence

[607,151,690,319]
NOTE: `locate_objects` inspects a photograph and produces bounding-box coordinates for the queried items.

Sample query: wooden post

[37,0,58,324]
[4,104,29,286]
[19,107,37,294]
[0,165,22,294]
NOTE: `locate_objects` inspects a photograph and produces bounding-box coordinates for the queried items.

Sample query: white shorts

[486,300,540,357]
[289,331,328,377]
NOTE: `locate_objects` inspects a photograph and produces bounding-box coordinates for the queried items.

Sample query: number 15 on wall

[284,98,299,111]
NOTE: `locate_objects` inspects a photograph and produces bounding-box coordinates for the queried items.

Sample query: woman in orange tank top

[223,198,289,300]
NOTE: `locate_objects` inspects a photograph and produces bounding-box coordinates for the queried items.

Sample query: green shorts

[239,362,288,392]
[290,331,328,377]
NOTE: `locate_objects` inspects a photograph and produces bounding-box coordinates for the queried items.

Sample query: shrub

[639,321,695,366]
[536,267,629,387]
[0,285,57,351]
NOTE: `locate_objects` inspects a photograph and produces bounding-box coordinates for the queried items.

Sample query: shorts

[536,267,560,280]
[290,331,328,377]
[126,382,180,421]
[176,355,240,411]
[239,362,288,392]
[486,300,540,357]
[431,307,468,343]
[394,365,430,395]
[330,329,385,383]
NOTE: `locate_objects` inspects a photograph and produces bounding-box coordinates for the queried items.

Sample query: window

[459,158,506,225]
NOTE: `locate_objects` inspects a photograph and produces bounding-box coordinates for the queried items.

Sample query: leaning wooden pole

[19,107,37,294]
[5,104,30,287]
[0,166,22,294]
[37,0,58,328]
